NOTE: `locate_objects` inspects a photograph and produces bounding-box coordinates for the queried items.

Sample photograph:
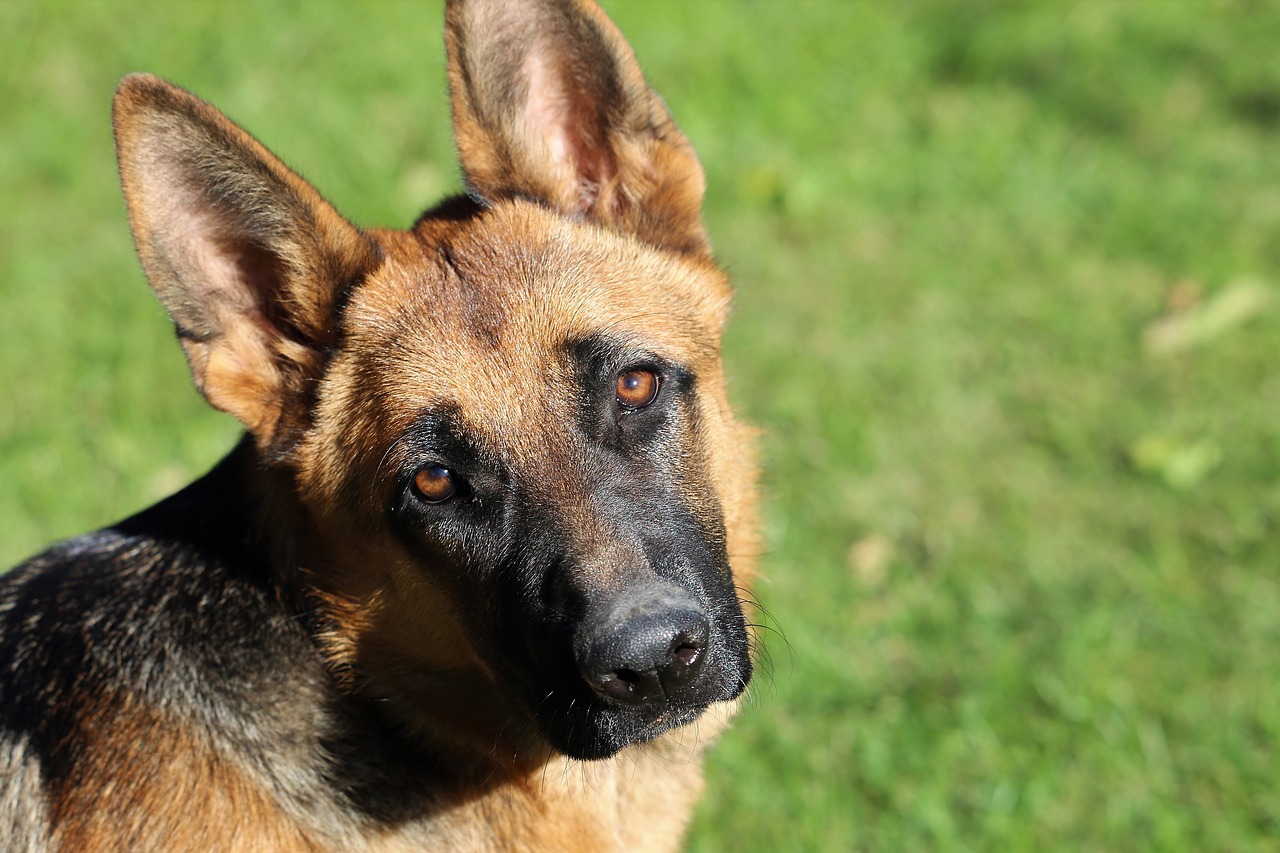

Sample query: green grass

[3,1,1279,849]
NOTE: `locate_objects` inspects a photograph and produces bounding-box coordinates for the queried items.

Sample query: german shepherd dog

[0,0,758,850]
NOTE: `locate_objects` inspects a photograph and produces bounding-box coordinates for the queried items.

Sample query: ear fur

[112,74,378,453]
[445,0,711,256]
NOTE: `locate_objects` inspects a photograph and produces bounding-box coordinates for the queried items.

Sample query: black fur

[0,445,483,830]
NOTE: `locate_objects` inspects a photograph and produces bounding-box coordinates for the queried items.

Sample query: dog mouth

[540,696,713,761]
[529,669,743,762]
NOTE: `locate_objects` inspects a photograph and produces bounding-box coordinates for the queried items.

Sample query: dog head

[113,0,756,762]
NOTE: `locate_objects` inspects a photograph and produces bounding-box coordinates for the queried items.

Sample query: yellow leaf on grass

[1144,280,1273,355]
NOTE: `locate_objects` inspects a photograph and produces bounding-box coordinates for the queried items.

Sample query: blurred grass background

[2,0,1279,849]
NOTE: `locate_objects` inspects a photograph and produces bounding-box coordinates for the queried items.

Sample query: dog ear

[113,74,378,453]
[445,0,710,256]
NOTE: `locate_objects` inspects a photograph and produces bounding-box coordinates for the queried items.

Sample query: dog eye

[615,369,660,410]
[413,466,457,503]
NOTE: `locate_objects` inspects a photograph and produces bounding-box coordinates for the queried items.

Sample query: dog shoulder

[0,462,332,848]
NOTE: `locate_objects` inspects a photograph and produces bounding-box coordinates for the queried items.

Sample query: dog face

[113,0,756,762]
[299,202,753,759]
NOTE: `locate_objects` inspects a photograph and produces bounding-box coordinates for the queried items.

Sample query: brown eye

[615,369,660,410]
[413,466,457,503]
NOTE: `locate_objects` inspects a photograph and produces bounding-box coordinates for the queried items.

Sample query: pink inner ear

[519,47,610,216]
[148,198,283,431]
[172,204,268,321]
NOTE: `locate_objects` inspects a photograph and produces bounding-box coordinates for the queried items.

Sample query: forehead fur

[360,201,727,409]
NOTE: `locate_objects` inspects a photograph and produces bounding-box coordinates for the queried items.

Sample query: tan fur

[49,694,315,852]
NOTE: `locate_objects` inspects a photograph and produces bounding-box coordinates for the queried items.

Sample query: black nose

[576,585,711,706]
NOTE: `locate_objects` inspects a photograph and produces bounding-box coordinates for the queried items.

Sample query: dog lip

[541,698,710,761]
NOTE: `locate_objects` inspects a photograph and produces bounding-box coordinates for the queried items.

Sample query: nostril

[597,667,663,704]
[671,642,700,669]
[614,667,641,687]
[660,631,706,691]
[597,670,638,702]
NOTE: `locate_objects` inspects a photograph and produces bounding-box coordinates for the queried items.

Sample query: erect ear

[113,74,378,454]
[445,0,710,256]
